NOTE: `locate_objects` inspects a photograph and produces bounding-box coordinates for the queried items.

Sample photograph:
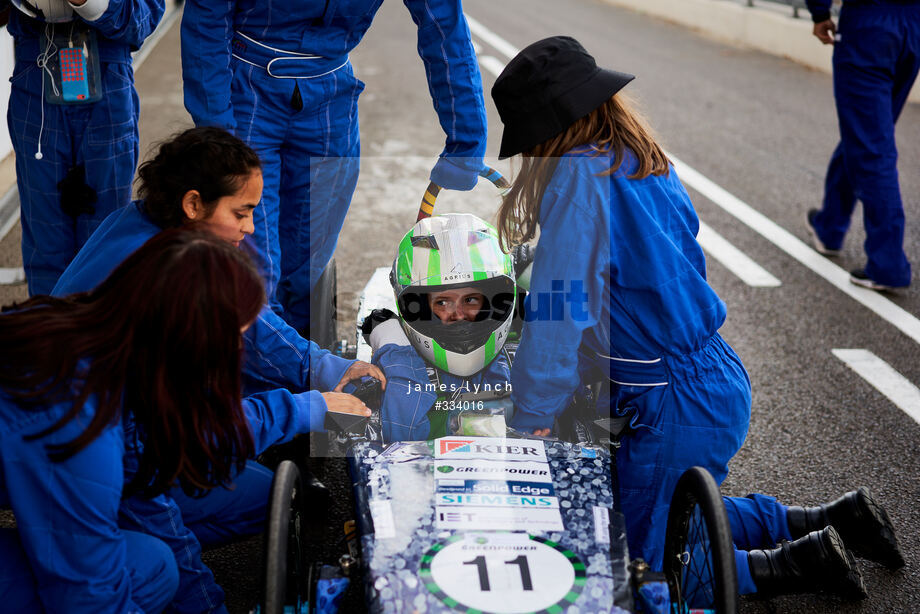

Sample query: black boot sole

[837,487,905,570]
[823,526,869,601]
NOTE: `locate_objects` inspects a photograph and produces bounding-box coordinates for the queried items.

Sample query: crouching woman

[0,229,266,613]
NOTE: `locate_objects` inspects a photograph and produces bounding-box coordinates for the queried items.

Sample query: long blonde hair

[497,94,670,250]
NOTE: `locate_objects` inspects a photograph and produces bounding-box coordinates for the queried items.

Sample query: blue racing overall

[0,378,324,613]
[508,148,792,594]
[806,0,920,287]
[181,0,488,332]
[5,0,164,295]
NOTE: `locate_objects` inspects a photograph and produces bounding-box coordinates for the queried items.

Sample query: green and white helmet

[390,213,516,377]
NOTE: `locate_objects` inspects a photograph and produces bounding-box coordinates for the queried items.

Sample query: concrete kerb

[602,0,920,104]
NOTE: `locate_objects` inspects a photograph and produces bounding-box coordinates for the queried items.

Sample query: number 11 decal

[463,555,534,591]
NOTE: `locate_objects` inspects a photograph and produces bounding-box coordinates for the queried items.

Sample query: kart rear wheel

[663,466,738,614]
[263,460,307,614]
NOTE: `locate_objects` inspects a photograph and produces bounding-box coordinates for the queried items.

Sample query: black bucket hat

[492,36,635,160]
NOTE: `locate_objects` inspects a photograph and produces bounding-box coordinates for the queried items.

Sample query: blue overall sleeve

[180,0,236,130]
[1,401,144,613]
[805,0,832,22]
[374,343,438,441]
[242,388,328,455]
[71,0,165,50]
[403,0,488,190]
[118,494,226,614]
[243,306,353,395]
[510,162,605,432]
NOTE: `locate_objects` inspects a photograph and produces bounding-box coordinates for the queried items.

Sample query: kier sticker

[435,437,547,462]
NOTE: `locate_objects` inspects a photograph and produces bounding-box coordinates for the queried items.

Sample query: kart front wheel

[262,460,307,614]
[663,466,738,614]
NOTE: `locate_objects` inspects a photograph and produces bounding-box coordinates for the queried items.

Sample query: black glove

[360,308,397,342]
[511,243,536,279]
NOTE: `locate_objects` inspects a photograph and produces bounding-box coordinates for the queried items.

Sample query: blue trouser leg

[615,336,751,572]
[235,62,363,332]
[7,61,139,295]
[0,527,178,613]
[276,68,361,332]
[814,142,856,250]
[819,4,920,286]
[169,461,274,548]
[723,493,791,550]
[724,494,792,595]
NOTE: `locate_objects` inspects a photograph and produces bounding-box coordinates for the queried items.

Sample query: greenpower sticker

[419,532,585,614]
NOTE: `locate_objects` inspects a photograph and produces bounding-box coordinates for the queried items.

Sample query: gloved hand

[361,308,411,352]
[429,156,485,191]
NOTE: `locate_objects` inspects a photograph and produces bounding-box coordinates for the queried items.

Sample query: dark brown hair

[137,126,262,229]
[497,94,670,249]
[0,228,265,496]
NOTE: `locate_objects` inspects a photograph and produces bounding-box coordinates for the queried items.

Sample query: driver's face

[429,287,485,324]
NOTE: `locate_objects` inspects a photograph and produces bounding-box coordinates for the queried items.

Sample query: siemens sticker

[435,437,548,462]
[437,493,560,509]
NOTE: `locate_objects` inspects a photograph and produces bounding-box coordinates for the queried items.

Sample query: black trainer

[748,526,868,600]
[786,487,905,569]
[806,209,841,256]
[849,269,908,292]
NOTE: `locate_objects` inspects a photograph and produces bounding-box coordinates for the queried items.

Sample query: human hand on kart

[334,360,386,392]
[429,156,486,191]
[531,428,552,437]
[322,392,372,417]
[812,19,837,45]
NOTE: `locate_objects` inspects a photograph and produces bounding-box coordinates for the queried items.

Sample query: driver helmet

[390,213,516,377]
[12,0,74,22]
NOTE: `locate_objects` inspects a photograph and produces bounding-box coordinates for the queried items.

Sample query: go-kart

[255,171,739,614]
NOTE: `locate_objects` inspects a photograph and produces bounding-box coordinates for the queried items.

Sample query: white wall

[0,26,13,160]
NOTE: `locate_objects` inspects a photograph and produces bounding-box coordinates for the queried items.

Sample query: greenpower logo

[436,465,454,473]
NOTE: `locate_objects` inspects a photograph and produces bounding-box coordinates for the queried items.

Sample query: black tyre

[310,258,338,350]
[663,466,738,614]
[263,460,307,614]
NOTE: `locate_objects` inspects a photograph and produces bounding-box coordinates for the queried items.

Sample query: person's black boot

[786,487,904,569]
[748,526,867,600]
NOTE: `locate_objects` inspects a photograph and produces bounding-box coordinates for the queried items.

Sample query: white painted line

[697,221,781,287]
[832,349,920,427]
[670,158,920,345]
[0,187,19,241]
[465,15,521,62]
[0,267,25,285]
[478,56,507,81]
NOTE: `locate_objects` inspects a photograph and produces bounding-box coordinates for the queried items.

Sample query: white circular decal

[420,533,584,614]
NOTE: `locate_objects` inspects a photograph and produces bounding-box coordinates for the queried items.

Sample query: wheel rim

[678,505,717,609]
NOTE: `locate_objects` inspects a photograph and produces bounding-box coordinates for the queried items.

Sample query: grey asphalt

[2,1,920,612]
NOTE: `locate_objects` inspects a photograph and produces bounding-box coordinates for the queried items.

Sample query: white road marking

[697,221,780,287]
[467,16,920,344]
[671,158,920,345]
[832,349,920,427]
[0,267,25,285]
